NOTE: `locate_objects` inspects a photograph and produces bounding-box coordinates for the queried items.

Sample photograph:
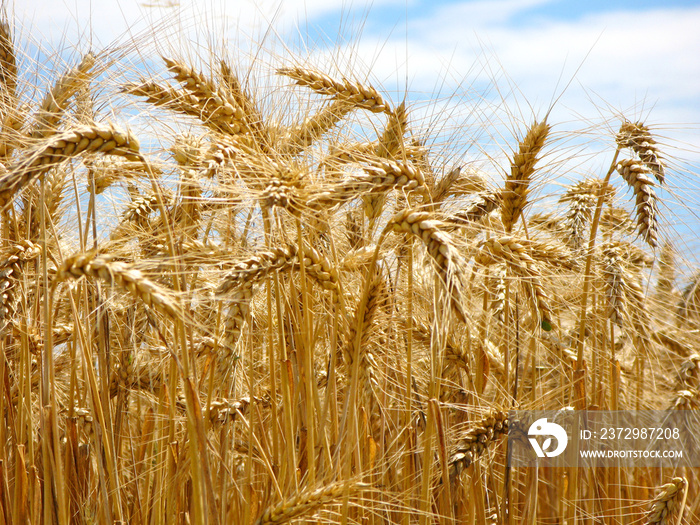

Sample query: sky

[9,0,700,257]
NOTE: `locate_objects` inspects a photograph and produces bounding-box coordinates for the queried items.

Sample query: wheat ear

[615,158,659,248]
[54,253,180,319]
[0,123,140,208]
[474,236,554,329]
[279,98,355,155]
[363,102,410,221]
[656,241,676,298]
[452,190,502,224]
[448,411,509,481]
[0,241,42,328]
[501,121,550,232]
[31,52,96,138]
[645,477,687,525]
[215,244,339,367]
[602,243,626,326]
[308,158,425,211]
[220,59,268,140]
[560,179,615,251]
[216,245,338,295]
[617,120,665,184]
[163,57,251,134]
[429,166,482,209]
[0,20,16,98]
[389,208,468,322]
[89,158,150,194]
[677,273,700,325]
[376,100,408,158]
[255,481,364,525]
[122,79,213,119]
[278,66,390,113]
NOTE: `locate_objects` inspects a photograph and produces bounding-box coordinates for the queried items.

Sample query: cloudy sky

[11,0,700,254]
[14,0,700,123]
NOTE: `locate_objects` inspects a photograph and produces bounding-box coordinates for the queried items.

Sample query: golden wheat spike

[644,477,687,525]
[0,122,140,208]
[617,120,666,184]
[616,158,659,248]
[54,252,180,319]
[278,65,391,113]
[501,120,550,232]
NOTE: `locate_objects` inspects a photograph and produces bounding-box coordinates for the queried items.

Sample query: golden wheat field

[1,3,700,524]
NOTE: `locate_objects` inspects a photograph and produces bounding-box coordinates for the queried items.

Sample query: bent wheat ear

[645,477,687,525]
[0,241,42,328]
[216,244,338,296]
[0,123,140,208]
[123,79,204,115]
[615,158,659,248]
[501,120,550,232]
[255,481,364,525]
[54,253,180,319]
[448,411,509,481]
[616,120,665,184]
[390,208,468,322]
[308,158,425,211]
[278,66,390,113]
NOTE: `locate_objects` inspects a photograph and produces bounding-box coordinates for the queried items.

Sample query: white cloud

[10,1,700,161]
[319,3,700,163]
[11,0,700,154]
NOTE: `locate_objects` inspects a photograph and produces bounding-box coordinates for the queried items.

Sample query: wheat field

[0,6,699,525]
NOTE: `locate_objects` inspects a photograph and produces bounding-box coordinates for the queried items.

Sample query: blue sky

[12,0,700,257]
[15,0,700,131]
